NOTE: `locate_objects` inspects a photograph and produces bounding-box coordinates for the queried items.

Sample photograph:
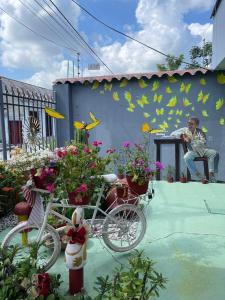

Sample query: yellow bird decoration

[45,107,64,119]
[112,92,120,101]
[156,108,164,116]
[120,78,128,88]
[183,97,192,107]
[197,91,209,104]
[73,112,101,130]
[154,94,163,103]
[138,79,148,88]
[215,98,224,110]
[180,82,191,93]
[166,96,177,107]
[92,81,99,90]
[219,118,224,125]
[202,110,208,117]
[137,95,149,108]
[217,73,225,84]
[143,112,150,118]
[168,76,177,83]
[124,91,132,102]
[151,81,160,92]
[141,122,165,134]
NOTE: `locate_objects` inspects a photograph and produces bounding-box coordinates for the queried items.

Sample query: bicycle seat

[102,174,118,183]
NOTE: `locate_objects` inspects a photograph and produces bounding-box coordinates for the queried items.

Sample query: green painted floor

[1,181,225,299]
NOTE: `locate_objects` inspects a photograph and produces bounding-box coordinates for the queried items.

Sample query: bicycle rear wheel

[102,204,146,252]
[1,222,61,272]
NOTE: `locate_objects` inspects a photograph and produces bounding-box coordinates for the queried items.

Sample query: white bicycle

[1,174,153,272]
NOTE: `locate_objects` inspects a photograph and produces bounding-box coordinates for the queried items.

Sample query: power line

[71,0,209,71]
[48,0,114,74]
[0,5,80,55]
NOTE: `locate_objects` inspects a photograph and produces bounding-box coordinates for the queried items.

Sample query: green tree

[157,54,184,71]
[189,41,212,68]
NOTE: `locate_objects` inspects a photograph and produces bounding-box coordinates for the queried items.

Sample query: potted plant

[165,165,175,183]
[55,141,111,205]
[180,171,188,183]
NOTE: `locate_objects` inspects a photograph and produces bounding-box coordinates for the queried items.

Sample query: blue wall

[54,71,225,180]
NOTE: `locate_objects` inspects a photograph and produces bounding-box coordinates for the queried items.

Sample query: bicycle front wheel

[102,204,146,252]
[1,222,61,272]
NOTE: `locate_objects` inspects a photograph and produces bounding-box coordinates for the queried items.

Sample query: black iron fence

[0,77,56,160]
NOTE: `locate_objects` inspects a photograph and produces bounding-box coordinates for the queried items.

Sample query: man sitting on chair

[182,116,219,183]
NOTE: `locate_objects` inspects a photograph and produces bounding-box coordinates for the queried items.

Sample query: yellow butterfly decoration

[92,81,99,90]
[174,124,179,128]
[185,113,190,117]
[159,121,169,130]
[151,81,159,92]
[217,73,225,84]
[168,76,177,83]
[153,94,163,103]
[137,95,149,108]
[104,83,112,91]
[127,103,135,112]
[124,91,132,102]
[197,91,209,104]
[219,118,224,125]
[215,98,224,110]
[167,116,172,121]
[176,110,182,116]
[201,126,208,133]
[183,97,192,107]
[156,108,164,116]
[112,92,120,101]
[45,107,64,119]
[138,79,148,88]
[165,86,172,93]
[176,119,181,124]
[168,109,174,115]
[151,117,156,123]
[200,78,206,85]
[74,112,101,130]
[143,112,150,118]
[202,110,208,117]
[180,82,191,93]
[191,106,195,112]
[166,96,177,107]
[141,122,165,134]
[120,78,128,88]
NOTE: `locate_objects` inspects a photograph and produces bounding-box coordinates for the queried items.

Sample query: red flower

[92,140,102,147]
[46,183,55,193]
[75,183,88,194]
[89,162,97,169]
[83,147,91,154]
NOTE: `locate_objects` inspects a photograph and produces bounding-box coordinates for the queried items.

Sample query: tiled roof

[54,68,210,85]
[0,76,54,101]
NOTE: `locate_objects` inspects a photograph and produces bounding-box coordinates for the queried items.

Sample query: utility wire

[0,6,80,56]
[17,0,78,54]
[71,0,209,71]
[48,0,114,74]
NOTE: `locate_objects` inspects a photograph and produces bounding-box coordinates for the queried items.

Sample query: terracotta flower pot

[167,175,174,183]
[68,192,90,205]
[180,176,187,183]
[126,176,149,195]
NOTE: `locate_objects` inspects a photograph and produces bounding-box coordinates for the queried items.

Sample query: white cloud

[188,23,213,42]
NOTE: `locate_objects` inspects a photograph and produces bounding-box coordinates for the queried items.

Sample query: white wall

[212,0,225,69]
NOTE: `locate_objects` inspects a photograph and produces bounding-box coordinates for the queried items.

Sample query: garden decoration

[23,116,41,148]
[165,165,175,183]
[180,172,188,183]
[65,207,89,294]
[14,201,32,245]
[141,122,165,134]
[45,107,65,119]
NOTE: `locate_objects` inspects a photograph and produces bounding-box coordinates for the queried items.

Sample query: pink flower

[83,147,91,154]
[123,141,131,148]
[75,183,88,194]
[154,161,164,170]
[56,149,67,158]
[92,140,102,147]
[46,183,55,193]
[89,162,97,169]
[106,148,116,154]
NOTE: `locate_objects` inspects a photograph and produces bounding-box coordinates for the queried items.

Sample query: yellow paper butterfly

[200,78,206,85]
[104,83,112,91]
[191,106,195,112]
[165,86,172,94]
[120,78,128,88]
[197,91,209,104]
[151,81,159,92]
[217,73,225,84]
[137,95,149,108]
[127,103,135,112]
[143,112,150,118]
[112,92,120,101]
[219,118,224,125]
[183,97,192,107]
[167,116,172,121]
[73,112,101,130]
[138,79,148,88]
[166,96,177,107]
[176,119,181,124]
[168,76,177,83]
[185,113,190,117]
[151,117,156,123]
[124,91,132,102]
[180,82,191,93]
[159,121,169,130]
[168,109,174,115]
[176,110,182,116]
[215,98,224,110]
[154,94,163,103]
[202,110,208,117]
[92,81,99,90]
[45,107,64,119]
[201,126,208,133]
[141,122,165,134]
[174,124,179,128]
[156,108,164,116]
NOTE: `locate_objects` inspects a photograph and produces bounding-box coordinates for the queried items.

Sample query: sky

[0,0,215,89]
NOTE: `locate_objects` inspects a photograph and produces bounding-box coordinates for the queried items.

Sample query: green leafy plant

[77,250,167,300]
